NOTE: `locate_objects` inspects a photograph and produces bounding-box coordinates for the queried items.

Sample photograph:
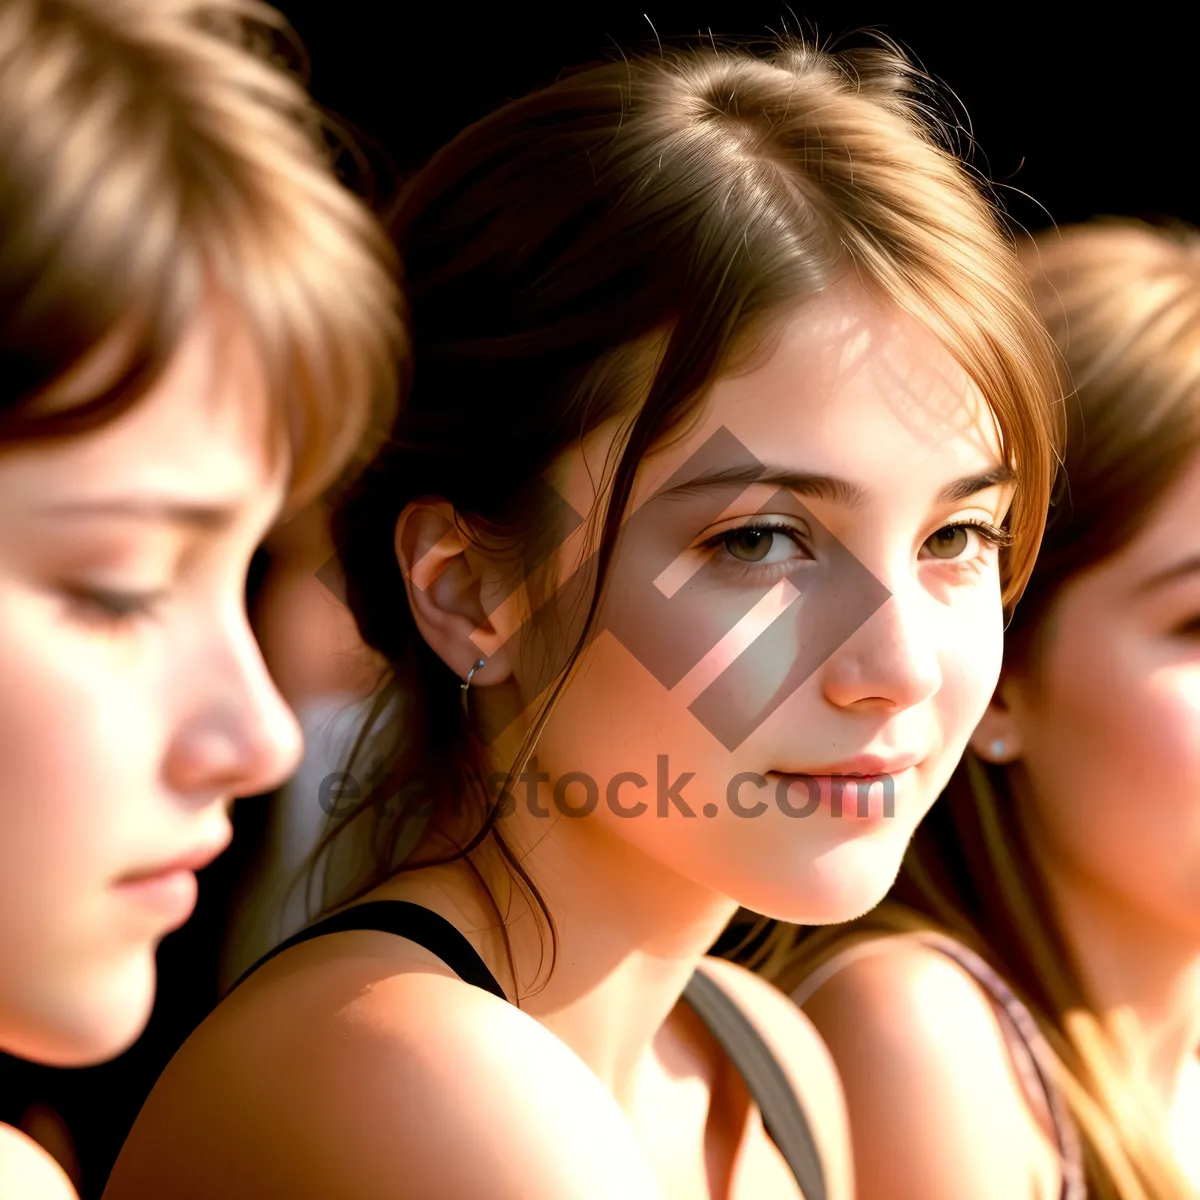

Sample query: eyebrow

[657,462,1016,507]
[1134,553,1200,594]
[32,496,244,532]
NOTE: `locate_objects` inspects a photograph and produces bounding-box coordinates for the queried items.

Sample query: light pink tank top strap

[790,930,1087,1200]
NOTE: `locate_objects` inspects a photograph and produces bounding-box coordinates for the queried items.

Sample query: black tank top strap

[225,899,507,1000]
[229,902,819,1197]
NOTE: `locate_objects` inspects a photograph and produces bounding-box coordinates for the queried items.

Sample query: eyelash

[925,520,1012,583]
[702,520,810,580]
[62,586,164,629]
[703,517,1012,581]
[928,519,1013,554]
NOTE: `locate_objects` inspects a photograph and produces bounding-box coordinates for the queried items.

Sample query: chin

[15,949,158,1068]
[734,835,910,927]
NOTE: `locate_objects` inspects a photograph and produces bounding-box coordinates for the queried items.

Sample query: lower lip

[114,869,199,929]
[770,768,913,822]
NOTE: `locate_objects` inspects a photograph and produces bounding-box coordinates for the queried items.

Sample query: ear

[394,500,518,688]
[968,676,1023,764]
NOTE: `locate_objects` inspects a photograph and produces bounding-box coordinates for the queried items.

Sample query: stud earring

[989,738,1007,759]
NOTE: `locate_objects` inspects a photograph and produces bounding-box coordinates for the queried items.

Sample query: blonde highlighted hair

[742,220,1200,1199]
[0,0,402,505]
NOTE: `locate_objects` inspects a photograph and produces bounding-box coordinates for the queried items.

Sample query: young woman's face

[0,308,303,1066]
[999,448,1200,938]
[488,280,1016,924]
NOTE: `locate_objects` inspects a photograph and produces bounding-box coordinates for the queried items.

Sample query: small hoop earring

[461,659,485,714]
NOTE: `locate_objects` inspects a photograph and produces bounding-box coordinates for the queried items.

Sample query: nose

[820,581,942,713]
[164,612,305,800]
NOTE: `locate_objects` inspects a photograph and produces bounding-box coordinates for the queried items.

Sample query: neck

[1036,851,1200,1110]
[380,794,738,1109]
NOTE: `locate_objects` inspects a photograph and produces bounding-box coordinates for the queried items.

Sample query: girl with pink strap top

[739,220,1200,1200]
[789,932,1086,1200]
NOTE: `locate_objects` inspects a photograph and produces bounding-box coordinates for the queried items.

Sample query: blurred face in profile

[0,304,304,1066]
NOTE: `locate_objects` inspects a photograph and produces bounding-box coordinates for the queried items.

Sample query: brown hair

[749,219,1200,1199]
[0,0,402,505]
[310,35,1064,992]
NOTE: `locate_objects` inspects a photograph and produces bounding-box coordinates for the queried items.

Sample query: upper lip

[117,828,233,883]
[774,753,924,778]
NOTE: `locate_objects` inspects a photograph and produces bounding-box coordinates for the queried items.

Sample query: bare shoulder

[796,936,1058,1200]
[104,932,659,1200]
[698,956,853,1200]
[0,1124,76,1200]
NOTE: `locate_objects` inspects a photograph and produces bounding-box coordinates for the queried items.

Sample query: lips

[777,752,924,779]
[113,827,233,931]
[116,828,233,886]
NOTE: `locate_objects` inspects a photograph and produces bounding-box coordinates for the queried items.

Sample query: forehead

[1142,450,1200,541]
[563,280,1003,512]
[1110,449,1200,577]
[0,305,286,503]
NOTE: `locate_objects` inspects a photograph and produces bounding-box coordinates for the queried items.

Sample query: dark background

[2,5,1196,1198]
[280,3,1200,234]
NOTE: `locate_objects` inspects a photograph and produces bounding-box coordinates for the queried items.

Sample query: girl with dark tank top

[105,32,1062,1200]
[744,220,1200,1200]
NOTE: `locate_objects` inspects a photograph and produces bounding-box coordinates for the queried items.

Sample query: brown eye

[724,528,775,562]
[709,521,810,571]
[925,526,970,559]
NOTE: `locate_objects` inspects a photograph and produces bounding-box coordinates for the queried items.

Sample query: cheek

[531,631,726,790]
[0,593,155,943]
[1094,665,1200,835]
[0,592,168,1060]
[1145,663,1200,781]
[1021,644,1200,916]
